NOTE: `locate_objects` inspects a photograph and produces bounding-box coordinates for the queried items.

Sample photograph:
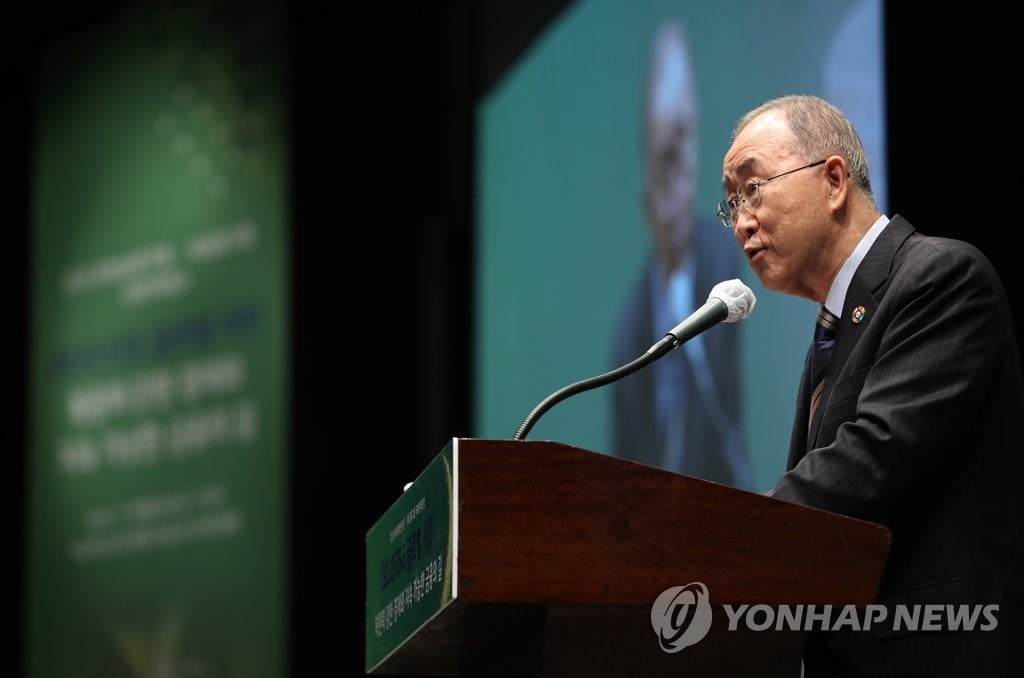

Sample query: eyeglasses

[716,159,826,229]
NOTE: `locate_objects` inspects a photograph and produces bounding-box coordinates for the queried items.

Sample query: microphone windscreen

[708,279,756,323]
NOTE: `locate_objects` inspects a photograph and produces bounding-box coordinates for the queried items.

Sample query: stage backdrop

[476,0,886,490]
[27,2,288,676]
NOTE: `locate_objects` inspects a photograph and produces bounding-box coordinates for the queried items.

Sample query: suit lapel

[786,345,816,469]
[800,216,918,458]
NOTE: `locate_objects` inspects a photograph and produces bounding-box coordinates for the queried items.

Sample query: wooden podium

[365,438,890,677]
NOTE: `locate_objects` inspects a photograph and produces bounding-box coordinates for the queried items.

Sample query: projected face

[643,22,698,275]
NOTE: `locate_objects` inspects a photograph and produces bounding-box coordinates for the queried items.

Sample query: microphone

[645,278,757,360]
[512,279,756,440]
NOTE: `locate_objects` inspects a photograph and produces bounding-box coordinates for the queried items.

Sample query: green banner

[365,443,455,672]
[28,2,287,677]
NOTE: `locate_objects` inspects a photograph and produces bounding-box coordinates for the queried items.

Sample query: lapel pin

[851,305,866,324]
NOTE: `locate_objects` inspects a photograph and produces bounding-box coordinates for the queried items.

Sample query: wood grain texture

[455,438,889,606]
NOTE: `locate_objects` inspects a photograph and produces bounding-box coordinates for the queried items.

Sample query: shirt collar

[824,214,890,317]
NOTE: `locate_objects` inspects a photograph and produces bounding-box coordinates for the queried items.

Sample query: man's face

[644,93,697,271]
[721,111,833,301]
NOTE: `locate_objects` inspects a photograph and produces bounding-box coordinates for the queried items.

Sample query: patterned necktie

[808,306,838,425]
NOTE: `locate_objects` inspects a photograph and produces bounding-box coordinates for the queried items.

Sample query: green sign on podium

[365,443,454,672]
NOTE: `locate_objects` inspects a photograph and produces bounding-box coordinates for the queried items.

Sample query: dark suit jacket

[610,219,751,487]
[771,215,1024,676]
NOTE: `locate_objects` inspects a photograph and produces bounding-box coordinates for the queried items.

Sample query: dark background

[5,1,1019,675]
